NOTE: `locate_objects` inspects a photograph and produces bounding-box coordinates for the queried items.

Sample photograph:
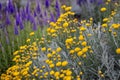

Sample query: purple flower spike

[14,21,19,35]
[20,8,26,20]
[36,3,41,14]
[0,3,2,10]
[50,13,55,22]
[55,0,60,19]
[29,14,35,23]
[97,0,103,5]
[5,12,11,25]
[34,10,37,17]
[19,18,24,30]
[16,12,20,26]
[33,21,37,31]
[7,0,15,13]
[45,0,50,8]
[26,0,30,14]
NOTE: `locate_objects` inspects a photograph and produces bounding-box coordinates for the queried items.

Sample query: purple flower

[7,0,15,13]
[20,8,26,20]
[19,18,24,30]
[45,0,50,8]
[55,0,60,19]
[5,12,11,25]
[36,3,41,14]
[0,3,2,10]
[0,13,2,20]
[77,0,87,5]
[29,14,35,23]
[50,13,55,22]
[34,10,37,17]
[14,21,19,35]
[97,0,103,5]
[15,12,20,26]
[26,0,30,14]
[33,21,37,31]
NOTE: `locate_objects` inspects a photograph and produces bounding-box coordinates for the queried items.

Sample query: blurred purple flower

[0,3,2,10]
[45,0,50,8]
[20,8,26,20]
[14,21,19,35]
[36,3,41,14]
[7,0,15,13]
[77,0,87,5]
[26,0,30,14]
[33,21,37,31]
[15,12,20,26]
[97,0,103,5]
[29,14,35,23]
[34,10,37,17]
[50,13,55,22]
[19,18,24,30]
[0,14,2,20]
[55,0,60,19]
[5,12,11,25]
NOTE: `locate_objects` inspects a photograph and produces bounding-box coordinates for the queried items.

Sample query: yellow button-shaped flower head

[100,7,107,12]
[116,48,120,54]
[56,62,62,67]
[62,61,68,66]
[63,22,69,28]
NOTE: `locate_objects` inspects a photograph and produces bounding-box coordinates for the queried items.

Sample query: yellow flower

[81,41,87,46]
[13,51,19,55]
[79,35,84,41]
[56,47,62,52]
[54,72,60,77]
[63,22,69,28]
[82,47,88,53]
[87,34,92,37]
[107,0,111,2]
[116,48,120,54]
[50,70,55,75]
[101,74,104,77]
[56,62,62,67]
[60,74,65,78]
[49,64,54,68]
[102,23,108,28]
[66,70,72,76]
[41,47,46,52]
[112,24,119,29]
[69,50,75,54]
[26,39,30,42]
[61,5,66,9]
[65,7,72,11]
[50,29,56,33]
[13,72,19,76]
[62,61,68,66]
[100,7,107,12]
[77,51,83,57]
[66,38,73,44]
[98,70,102,74]
[74,47,81,52]
[103,18,108,22]
[86,23,91,27]
[80,26,86,31]
[80,71,83,75]
[29,32,35,36]
[47,53,52,58]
